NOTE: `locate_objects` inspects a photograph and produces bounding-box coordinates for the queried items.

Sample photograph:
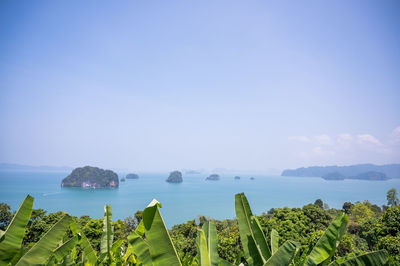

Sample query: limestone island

[250,177,255,180]
[206,174,220,181]
[234,176,240,180]
[121,178,126,182]
[126,173,139,179]
[322,172,345,181]
[166,171,183,183]
[61,166,119,188]
[349,171,389,181]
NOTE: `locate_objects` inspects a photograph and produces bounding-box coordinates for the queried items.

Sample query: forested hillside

[0,189,399,265]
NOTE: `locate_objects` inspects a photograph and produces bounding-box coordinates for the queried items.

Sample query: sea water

[1,171,399,228]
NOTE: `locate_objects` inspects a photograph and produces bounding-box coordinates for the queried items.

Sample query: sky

[0,0,399,173]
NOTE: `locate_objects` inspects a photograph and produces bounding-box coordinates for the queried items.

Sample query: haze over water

[1,171,399,228]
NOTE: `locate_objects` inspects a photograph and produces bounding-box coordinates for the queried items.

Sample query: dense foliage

[0,188,399,265]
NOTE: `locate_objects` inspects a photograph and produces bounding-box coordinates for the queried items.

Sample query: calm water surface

[1,171,399,227]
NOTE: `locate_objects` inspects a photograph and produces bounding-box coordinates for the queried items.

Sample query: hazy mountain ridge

[282,164,400,179]
[0,163,72,172]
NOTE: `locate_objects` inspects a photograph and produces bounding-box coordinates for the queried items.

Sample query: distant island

[185,170,202,174]
[126,173,139,179]
[61,166,119,188]
[282,164,400,180]
[322,172,345,180]
[206,174,220,181]
[349,171,389,181]
[0,163,72,172]
[166,171,183,183]
[234,176,240,180]
[121,178,126,182]
[250,177,255,180]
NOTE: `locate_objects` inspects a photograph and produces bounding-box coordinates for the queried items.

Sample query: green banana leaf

[235,193,264,265]
[270,229,279,255]
[305,212,348,266]
[46,255,56,266]
[101,204,114,257]
[296,243,312,266]
[53,235,80,262]
[197,228,211,266]
[111,239,124,254]
[70,220,97,265]
[330,250,388,266]
[136,220,145,236]
[250,215,271,261]
[263,240,298,266]
[219,258,235,266]
[123,244,136,265]
[142,199,181,266]
[70,246,77,264]
[111,238,124,263]
[234,250,243,266]
[0,195,34,264]
[60,254,72,266]
[127,228,153,266]
[203,221,219,266]
[15,214,71,265]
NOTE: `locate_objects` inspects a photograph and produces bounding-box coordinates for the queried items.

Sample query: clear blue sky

[0,0,399,172]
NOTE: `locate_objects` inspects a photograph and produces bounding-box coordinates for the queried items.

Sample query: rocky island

[126,173,139,179]
[282,164,399,180]
[322,172,345,180]
[166,171,183,183]
[234,176,240,180]
[206,174,220,181]
[349,171,389,181]
[61,166,119,188]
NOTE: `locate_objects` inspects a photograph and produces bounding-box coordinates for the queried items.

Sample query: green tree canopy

[387,188,399,207]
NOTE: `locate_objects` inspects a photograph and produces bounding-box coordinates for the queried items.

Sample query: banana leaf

[123,244,136,264]
[235,193,264,265]
[15,214,71,265]
[234,250,243,266]
[111,239,124,254]
[0,195,34,264]
[70,220,97,265]
[53,235,80,261]
[203,221,219,266]
[250,215,271,261]
[270,229,279,255]
[142,199,181,266]
[136,220,145,236]
[101,204,114,257]
[127,229,153,266]
[263,240,298,266]
[46,255,57,266]
[330,250,388,266]
[197,228,211,266]
[219,258,235,266]
[111,238,124,262]
[305,212,348,266]
[70,246,77,264]
[60,254,72,266]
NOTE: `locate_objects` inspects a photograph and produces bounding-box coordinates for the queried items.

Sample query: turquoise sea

[1,171,399,228]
